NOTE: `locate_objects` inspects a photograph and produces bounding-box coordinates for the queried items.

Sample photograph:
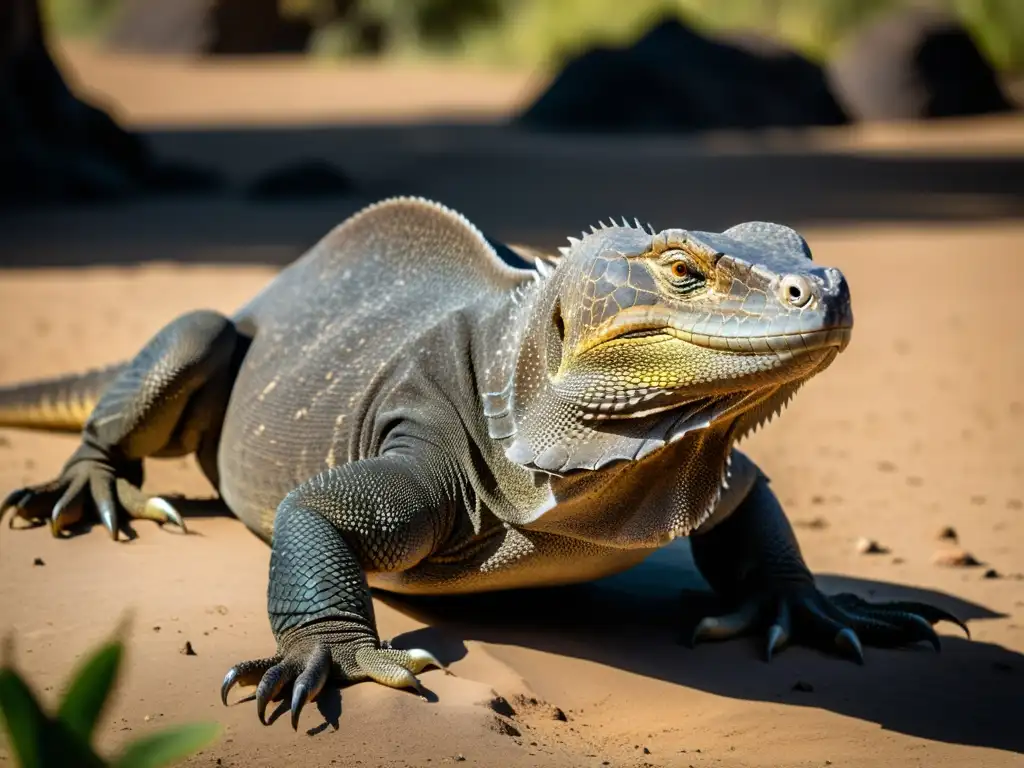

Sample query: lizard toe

[830,592,969,639]
[355,646,446,697]
[221,656,280,706]
[256,660,299,725]
[2,478,79,530]
[115,479,187,533]
[686,598,762,646]
[833,627,865,665]
[290,644,331,730]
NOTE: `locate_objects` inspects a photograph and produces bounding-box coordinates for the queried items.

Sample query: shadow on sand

[379,540,1022,755]
[1,120,1023,268]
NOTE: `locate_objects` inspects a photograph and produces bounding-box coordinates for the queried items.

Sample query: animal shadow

[380,540,1023,755]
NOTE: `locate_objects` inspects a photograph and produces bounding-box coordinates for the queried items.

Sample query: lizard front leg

[221,449,457,728]
[688,469,967,662]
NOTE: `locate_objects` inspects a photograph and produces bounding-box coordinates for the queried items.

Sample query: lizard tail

[0,364,126,433]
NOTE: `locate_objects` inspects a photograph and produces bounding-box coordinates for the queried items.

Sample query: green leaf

[41,715,107,768]
[0,668,46,768]
[57,641,123,742]
[113,722,220,768]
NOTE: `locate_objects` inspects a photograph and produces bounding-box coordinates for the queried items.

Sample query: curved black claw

[834,627,865,665]
[688,583,966,663]
[221,657,279,706]
[764,600,791,662]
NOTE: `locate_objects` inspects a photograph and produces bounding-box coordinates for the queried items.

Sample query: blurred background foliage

[43,0,1024,73]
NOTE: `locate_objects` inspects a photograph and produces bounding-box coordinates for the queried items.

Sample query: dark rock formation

[827,8,1014,121]
[518,18,848,133]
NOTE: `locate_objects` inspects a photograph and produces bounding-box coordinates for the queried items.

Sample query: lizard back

[219,198,530,537]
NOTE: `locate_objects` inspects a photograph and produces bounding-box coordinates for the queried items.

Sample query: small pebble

[180,641,196,656]
[32,557,45,566]
[552,707,568,722]
[936,526,958,542]
[877,460,897,473]
[1008,499,1023,510]
[933,548,981,567]
[792,680,815,692]
[855,537,887,555]
[455,755,466,763]
[891,557,905,564]
[144,715,151,722]
[643,747,651,754]
[983,568,1000,579]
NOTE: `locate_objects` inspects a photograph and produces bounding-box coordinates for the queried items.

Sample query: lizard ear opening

[546,298,567,377]
[552,300,566,343]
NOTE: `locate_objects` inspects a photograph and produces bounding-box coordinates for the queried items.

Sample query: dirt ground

[0,45,1022,768]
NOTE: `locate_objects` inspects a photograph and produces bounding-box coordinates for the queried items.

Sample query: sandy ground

[1,47,1023,768]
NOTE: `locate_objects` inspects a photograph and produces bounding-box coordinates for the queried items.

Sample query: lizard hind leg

[1,310,240,540]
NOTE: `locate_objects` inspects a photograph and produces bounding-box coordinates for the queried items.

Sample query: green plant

[0,635,219,768]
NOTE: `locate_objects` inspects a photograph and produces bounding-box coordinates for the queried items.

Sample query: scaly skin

[0,198,966,730]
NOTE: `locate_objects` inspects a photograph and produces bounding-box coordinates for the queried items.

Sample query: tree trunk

[0,0,217,205]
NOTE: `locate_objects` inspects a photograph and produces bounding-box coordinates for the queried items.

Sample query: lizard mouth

[647,325,852,355]
[571,336,839,422]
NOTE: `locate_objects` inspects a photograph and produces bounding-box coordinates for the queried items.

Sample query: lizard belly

[367,523,656,595]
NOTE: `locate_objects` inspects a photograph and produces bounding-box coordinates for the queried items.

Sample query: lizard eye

[671,262,689,278]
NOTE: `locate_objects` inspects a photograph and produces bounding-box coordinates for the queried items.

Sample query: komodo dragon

[0,197,965,728]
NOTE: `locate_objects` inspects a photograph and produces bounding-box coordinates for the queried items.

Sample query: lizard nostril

[780,275,812,308]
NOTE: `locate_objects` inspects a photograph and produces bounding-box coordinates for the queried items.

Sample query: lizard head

[488,219,852,476]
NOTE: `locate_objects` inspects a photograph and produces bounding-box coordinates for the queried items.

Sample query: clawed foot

[686,584,968,663]
[221,622,448,729]
[2,459,185,539]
